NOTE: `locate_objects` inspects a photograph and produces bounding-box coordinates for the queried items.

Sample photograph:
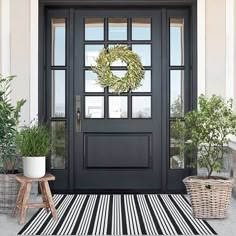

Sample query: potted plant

[0,74,26,213]
[175,95,236,219]
[16,124,50,178]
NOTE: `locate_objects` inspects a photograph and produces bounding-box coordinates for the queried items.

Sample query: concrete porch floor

[0,195,236,236]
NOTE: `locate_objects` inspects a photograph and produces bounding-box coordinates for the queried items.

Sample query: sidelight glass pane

[132,18,151,40]
[51,122,66,169]
[85,44,104,66]
[170,18,184,66]
[85,96,104,118]
[132,44,151,66]
[133,70,151,92]
[51,18,66,66]
[85,70,104,92]
[109,96,128,118]
[132,96,151,118]
[170,121,184,169]
[85,18,104,41]
[170,70,184,117]
[51,70,65,117]
[108,18,127,40]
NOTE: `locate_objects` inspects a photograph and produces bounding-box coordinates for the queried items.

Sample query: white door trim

[197,0,206,97]
[226,0,235,101]
[30,0,39,121]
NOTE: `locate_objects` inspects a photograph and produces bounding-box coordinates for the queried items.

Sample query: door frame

[38,0,197,193]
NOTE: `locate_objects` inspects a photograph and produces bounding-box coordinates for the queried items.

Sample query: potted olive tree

[16,124,50,178]
[0,74,26,213]
[175,95,236,219]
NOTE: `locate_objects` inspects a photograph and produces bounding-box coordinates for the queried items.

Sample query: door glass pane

[109,96,128,118]
[85,18,104,41]
[85,96,104,118]
[133,70,151,92]
[108,70,127,93]
[170,70,184,117]
[170,121,184,169]
[85,44,104,66]
[132,44,151,66]
[132,96,151,118]
[170,18,184,66]
[108,18,127,40]
[132,18,151,40]
[51,122,66,169]
[51,18,66,66]
[51,70,65,117]
[85,70,104,92]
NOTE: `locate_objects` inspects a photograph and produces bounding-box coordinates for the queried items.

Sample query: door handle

[77,108,81,122]
[76,95,81,132]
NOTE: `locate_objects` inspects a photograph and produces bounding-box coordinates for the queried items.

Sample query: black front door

[74,10,162,190]
[43,6,195,192]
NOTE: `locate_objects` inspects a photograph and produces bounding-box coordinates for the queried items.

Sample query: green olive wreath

[92,45,144,94]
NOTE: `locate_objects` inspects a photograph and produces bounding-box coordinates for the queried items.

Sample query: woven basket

[183,176,233,219]
[0,174,20,213]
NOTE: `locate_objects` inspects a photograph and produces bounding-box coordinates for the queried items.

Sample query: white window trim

[226,0,235,101]
[197,0,206,97]
[30,0,39,121]
[226,0,236,147]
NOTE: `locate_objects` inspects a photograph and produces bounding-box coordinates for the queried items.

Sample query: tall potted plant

[175,95,236,218]
[16,124,50,178]
[0,74,26,213]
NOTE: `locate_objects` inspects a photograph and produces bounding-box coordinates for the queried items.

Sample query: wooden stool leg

[39,181,49,213]
[42,181,57,220]
[13,182,26,216]
[19,183,32,225]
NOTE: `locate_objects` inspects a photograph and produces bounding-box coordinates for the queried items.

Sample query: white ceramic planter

[23,156,46,178]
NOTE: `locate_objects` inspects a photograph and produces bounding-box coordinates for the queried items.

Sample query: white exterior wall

[205,0,226,98]
[0,0,38,125]
[0,1,2,73]
[234,0,236,111]
[10,0,31,125]
[0,0,11,78]
[0,0,236,121]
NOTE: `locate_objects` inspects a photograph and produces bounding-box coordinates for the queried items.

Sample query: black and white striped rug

[18,194,216,235]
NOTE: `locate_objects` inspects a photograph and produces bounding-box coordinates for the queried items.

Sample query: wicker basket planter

[183,176,233,219]
[0,174,20,213]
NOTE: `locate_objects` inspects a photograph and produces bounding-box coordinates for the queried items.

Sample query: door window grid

[49,17,68,170]
[83,17,152,119]
[169,17,186,170]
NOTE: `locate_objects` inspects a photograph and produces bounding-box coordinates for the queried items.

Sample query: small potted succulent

[16,124,50,178]
[175,95,236,218]
[0,74,26,213]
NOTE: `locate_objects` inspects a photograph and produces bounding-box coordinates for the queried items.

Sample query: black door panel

[74,9,162,190]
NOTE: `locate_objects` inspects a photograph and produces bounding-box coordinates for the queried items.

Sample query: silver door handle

[76,95,81,132]
[77,108,81,122]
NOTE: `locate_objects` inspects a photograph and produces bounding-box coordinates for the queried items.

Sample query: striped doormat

[18,194,216,235]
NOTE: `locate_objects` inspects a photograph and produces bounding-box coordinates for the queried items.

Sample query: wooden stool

[14,173,57,224]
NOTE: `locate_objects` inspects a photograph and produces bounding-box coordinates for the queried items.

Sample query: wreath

[92,45,144,94]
